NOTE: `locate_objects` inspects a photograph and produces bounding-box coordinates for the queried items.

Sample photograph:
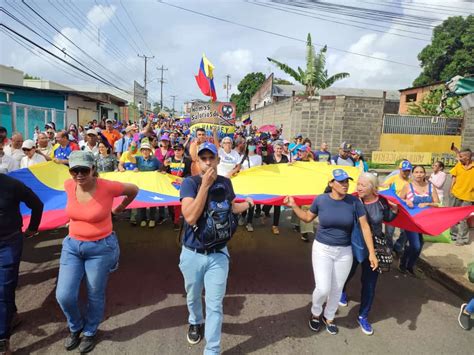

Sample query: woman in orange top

[55,151,138,353]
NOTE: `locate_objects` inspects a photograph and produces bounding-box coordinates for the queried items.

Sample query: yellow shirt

[450,162,474,201]
[384,174,410,196]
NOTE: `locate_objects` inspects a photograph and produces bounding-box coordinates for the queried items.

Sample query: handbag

[351,202,368,263]
[373,233,392,273]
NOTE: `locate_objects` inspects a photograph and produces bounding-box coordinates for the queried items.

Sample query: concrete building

[0,64,23,86]
[398,81,443,114]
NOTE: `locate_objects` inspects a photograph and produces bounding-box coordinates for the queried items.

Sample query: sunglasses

[47,131,54,134]
[22,148,32,152]
[69,166,91,175]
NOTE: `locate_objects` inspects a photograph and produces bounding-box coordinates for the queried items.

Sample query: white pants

[311,240,353,320]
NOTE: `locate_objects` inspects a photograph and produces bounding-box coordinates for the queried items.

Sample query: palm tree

[267,33,350,96]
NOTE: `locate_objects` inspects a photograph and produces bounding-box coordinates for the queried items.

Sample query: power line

[94,0,141,54]
[363,0,472,15]
[156,0,420,68]
[251,1,431,41]
[396,0,474,12]
[20,0,131,91]
[118,0,154,56]
[64,0,143,75]
[0,24,131,94]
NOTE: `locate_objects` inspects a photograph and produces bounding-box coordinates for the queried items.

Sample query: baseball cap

[295,133,303,139]
[105,118,113,123]
[330,168,353,182]
[283,140,290,145]
[22,139,35,150]
[173,142,184,150]
[340,142,352,151]
[45,122,56,130]
[353,149,362,156]
[198,142,218,156]
[86,129,98,136]
[69,151,95,169]
[140,142,152,150]
[160,134,170,141]
[400,160,412,171]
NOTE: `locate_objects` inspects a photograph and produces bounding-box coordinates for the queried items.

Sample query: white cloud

[87,4,116,28]
[220,49,254,77]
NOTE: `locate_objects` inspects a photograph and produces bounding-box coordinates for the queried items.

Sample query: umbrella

[258,124,278,134]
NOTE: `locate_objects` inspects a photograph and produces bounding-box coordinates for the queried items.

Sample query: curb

[417,257,473,301]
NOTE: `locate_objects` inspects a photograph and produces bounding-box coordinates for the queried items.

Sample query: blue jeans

[466,298,474,314]
[400,231,423,271]
[343,258,379,319]
[179,246,229,355]
[0,232,23,340]
[56,233,120,336]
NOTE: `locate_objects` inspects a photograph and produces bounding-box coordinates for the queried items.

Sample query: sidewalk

[418,231,474,300]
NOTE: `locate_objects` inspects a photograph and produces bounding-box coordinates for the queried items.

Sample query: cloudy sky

[1,0,472,111]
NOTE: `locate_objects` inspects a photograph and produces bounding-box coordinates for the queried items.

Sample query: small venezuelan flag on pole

[195,54,217,102]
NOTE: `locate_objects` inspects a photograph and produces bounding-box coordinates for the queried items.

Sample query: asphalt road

[12,211,473,354]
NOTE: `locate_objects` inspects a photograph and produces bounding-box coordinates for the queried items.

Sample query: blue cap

[400,160,412,171]
[331,168,353,182]
[198,142,218,156]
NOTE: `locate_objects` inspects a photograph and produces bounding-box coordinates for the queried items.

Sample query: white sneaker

[148,220,156,228]
[238,215,245,226]
[140,221,147,227]
[246,223,254,232]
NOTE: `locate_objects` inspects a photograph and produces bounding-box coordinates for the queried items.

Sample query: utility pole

[157,65,168,111]
[224,74,231,101]
[170,95,177,117]
[138,54,154,110]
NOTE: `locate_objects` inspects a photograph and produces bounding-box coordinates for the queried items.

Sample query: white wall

[0,65,23,86]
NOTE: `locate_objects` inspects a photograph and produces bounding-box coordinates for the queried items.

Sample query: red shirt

[65,178,124,241]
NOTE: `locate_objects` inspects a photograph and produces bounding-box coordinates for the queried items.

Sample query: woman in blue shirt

[286,169,378,335]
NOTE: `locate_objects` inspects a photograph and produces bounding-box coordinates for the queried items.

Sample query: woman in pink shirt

[429,161,447,205]
[55,151,138,353]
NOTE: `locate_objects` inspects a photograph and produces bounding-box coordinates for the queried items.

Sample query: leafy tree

[273,77,294,85]
[408,87,462,117]
[230,72,266,116]
[413,15,474,86]
[23,73,40,80]
[267,33,349,96]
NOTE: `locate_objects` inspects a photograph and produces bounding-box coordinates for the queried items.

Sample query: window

[405,93,417,102]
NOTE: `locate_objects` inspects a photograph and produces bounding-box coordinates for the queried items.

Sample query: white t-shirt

[240,154,262,170]
[217,148,241,177]
[0,154,16,173]
[80,141,99,156]
[20,153,46,169]
[3,145,24,170]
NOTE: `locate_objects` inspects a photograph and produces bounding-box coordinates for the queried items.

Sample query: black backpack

[187,176,237,249]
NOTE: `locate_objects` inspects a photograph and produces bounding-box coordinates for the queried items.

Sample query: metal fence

[0,102,66,140]
[382,114,463,136]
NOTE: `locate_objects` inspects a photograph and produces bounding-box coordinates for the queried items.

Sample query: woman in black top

[341,172,398,336]
[263,141,289,235]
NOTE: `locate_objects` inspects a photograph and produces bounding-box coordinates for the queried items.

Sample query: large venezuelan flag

[195,54,217,101]
[9,162,474,235]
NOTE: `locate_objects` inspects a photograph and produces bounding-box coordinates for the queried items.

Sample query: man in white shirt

[0,141,16,173]
[36,132,53,161]
[3,133,25,171]
[217,137,241,178]
[79,129,100,156]
[20,140,46,168]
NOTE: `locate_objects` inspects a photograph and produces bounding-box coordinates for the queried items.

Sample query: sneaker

[458,303,472,330]
[64,330,82,351]
[455,241,467,246]
[357,316,374,335]
[187,324,203,345]
[238,215,246,226]
[157,217,167,225]
[322,316,338,335]
[293,225,301,233]
[148,220,156,228]
[339,292,348,307]
[308,315,321,332]
[140,221,147,227]
[272,226,280,235]
[398,263,407,274]
[301,233,309,242]
[246,223,254,232]
[130,217,137,226]
[78,335,96,353]
[0,340,12,355]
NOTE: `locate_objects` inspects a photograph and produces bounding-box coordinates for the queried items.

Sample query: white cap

[86,129,98,136]
[22,139,35,150]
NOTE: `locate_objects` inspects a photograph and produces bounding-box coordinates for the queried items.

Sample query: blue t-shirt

[180,175,236,250]
[54,144,73,160]
[288,143,303,157]
[314,150,330,162]
[310,193,366,247]
[136,156,161,171]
